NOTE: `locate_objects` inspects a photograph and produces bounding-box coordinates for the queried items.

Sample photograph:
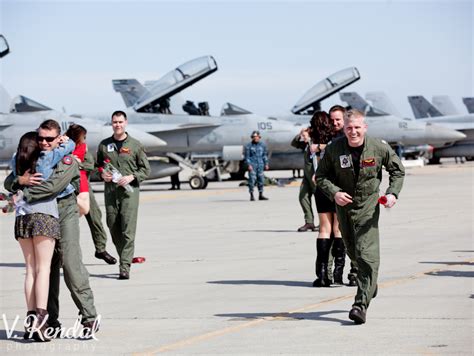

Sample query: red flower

[378,196,388,205]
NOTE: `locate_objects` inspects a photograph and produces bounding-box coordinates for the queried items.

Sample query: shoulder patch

[63,156,73,165]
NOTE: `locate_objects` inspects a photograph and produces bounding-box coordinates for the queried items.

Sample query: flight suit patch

[107,143,115,152]
[63,156,72,165]
[339,155,351,168]
[120,147,131,154]
[362,158,376,167]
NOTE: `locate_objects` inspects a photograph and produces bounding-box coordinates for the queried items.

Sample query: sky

[0,0,472,118]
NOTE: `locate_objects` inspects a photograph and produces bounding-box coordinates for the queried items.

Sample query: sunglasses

[37,135,58,143]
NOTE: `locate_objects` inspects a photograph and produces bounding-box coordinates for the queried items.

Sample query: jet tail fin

[112,79,149,107]
[339,92,370,112]
[408,95,442,118]
[432,95,458,116]
[365,91,401,117]
[462,97,474,114]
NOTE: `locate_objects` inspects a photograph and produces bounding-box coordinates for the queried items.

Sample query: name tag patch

[107,143,115,152]
[339,155,351,168]
[362,158,376,167]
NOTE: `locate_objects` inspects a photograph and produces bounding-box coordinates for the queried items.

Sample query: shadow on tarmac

[238,230,302,233]
[208,280,313,287]
[89,273,119,279]
[425,270,474,278]
[215,310,353,325]
[420,261,474,266]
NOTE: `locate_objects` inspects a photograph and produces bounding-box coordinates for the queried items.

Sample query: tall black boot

[332,238,346,285]
[23,310,36,340]
[313,239,332,287]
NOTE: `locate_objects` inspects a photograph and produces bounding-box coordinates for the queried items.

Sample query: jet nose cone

[126,126,167,150]
[425,123,466,145]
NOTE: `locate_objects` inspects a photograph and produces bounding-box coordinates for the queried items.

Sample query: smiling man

[97,111,150,280]
[316,109,405,324]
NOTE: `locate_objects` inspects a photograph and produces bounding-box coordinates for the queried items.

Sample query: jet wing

[291,67,360,114]
[131,56,218,113]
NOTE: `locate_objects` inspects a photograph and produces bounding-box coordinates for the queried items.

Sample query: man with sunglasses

[4,119,99,337]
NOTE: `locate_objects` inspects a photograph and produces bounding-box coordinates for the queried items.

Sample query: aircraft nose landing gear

[189,175,208,190]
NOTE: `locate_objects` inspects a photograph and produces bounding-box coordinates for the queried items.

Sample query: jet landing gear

[166,153,220,190]
[189,175,208,190]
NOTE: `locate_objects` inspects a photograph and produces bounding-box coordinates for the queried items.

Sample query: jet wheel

[189,175,206,190]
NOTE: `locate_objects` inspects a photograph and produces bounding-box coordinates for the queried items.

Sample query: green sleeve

[22,160,80,203]
[80,151,95,172]
[4,173,21,193]
[133,144,151,183]
[315,148,342,201]
[291,134,306,149]
[383,145,405,198]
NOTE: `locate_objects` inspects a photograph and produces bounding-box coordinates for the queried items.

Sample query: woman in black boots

[308,111,345,287]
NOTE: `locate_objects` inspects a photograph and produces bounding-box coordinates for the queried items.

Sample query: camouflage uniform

[244,141,268,194]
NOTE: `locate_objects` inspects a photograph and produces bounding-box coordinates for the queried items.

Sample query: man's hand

[248,165,253,172]
[334,191,353,206]
[384,194,397,208]
[264,165,269,171]
[58,135,69,144]
[118,175,134,187]
[309,144,318,154]
[101,171,113,183]
[18,169,43,186]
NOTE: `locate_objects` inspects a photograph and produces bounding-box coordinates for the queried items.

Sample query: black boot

[313,239,332,287]
[33,308,51,342]
[332,238,346,285]
[23,310,36,340]
[250,192,255,201]
[258,192,269,201]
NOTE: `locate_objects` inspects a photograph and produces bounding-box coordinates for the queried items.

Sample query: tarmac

[0,160,473,355]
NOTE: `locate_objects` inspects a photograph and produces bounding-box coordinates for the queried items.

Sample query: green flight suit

[316,136,404,309]
[4,158,98,324]
[80,151,108,253]
[291,134,316,224]
[97,134,150,274]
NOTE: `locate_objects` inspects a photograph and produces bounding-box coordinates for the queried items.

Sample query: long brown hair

[15,131,40,175]
[309,111,334,144]
[66,124,87,144]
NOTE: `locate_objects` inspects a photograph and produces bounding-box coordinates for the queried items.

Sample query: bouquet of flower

[103,159,134,192]
[0,192,14,213]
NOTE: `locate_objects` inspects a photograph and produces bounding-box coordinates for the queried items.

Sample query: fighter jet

[407,95,474,162]
[106,56,302,189]
[0,35,176,178]
[462,97,474,114]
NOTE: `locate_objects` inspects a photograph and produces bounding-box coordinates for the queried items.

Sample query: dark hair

[15,131,40,175]
[309,111,334,144]
[66,124,87,143]
[39,119,61,134]
[329,105,346,116]
[111,110,127,120]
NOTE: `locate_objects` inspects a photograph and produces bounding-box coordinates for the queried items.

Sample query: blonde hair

[344,109,365,123]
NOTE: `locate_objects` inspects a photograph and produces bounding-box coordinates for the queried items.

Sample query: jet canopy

[0,35,10,58]
[291,67,360,115]
[220,102,252,116]
[10,95,52,113]
[133,56,218,113]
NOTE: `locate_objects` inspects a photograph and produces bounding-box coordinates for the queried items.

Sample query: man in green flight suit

[97,110,150,280]
[80,150,117,264]
[291,127,318,232]
[316,109,405,324]
[4,119,99,336]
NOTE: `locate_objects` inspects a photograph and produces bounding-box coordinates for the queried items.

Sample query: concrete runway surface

[0,161,472,355]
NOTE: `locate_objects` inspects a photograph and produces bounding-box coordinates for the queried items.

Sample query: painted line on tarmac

[134,259,473,355]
